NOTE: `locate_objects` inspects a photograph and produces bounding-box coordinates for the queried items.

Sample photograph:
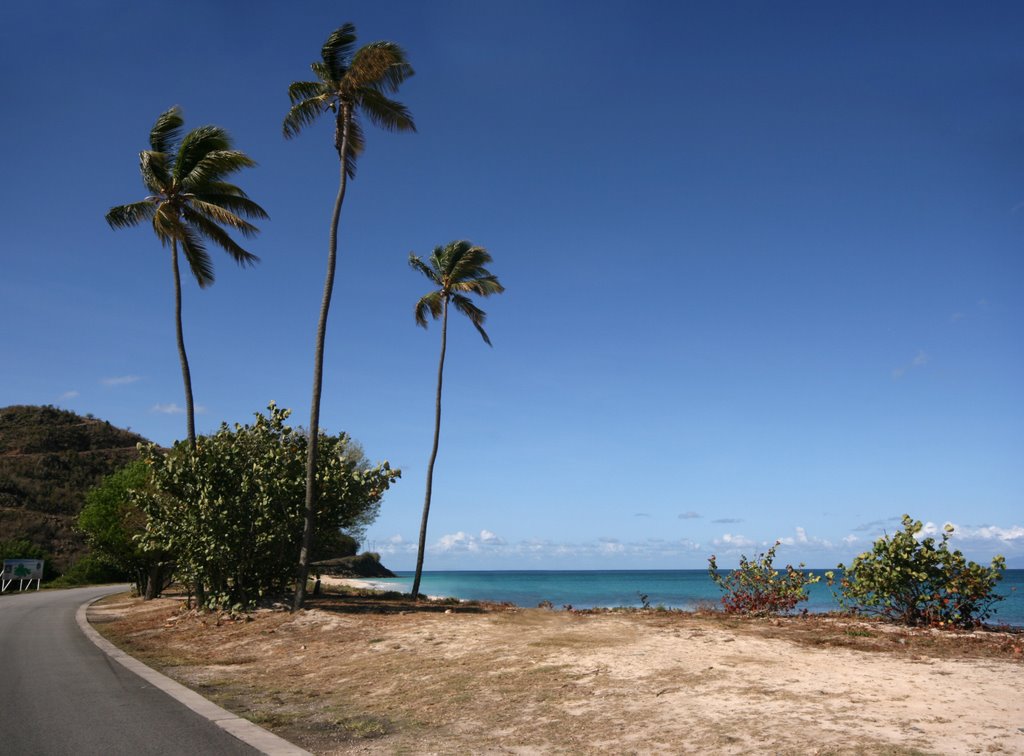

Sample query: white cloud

[151,403,184,414]
[912,349,929,367]
[842,534,858,545]
[415,532,704,562]
[926,522,1024,545]
[963,525,1024,542]
[713,533,756,549]
[101,375,140,387]
[150,403,205,415]
[795,526,808,543]
[480,529,506,545]
[59,390,79,400]
[678,511,701,519]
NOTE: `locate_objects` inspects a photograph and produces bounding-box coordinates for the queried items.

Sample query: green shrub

[78,460,171,596]
[138,403,399,609]
[708,541,819,616]
[826,515,1005,628]
[48,554,127,588]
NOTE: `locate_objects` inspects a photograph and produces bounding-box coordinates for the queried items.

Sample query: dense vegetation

[708,541,820,616]
[708,515,1006,628]
[137,403,399,608]
[0,405,147,570]
[827,515,1006,628]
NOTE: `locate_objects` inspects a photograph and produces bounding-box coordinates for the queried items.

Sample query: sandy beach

[89,585,1024,755]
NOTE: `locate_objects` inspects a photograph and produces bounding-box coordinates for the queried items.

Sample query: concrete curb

[77,595,312,756]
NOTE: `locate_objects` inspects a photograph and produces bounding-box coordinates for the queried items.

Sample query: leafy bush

[708,541,819,616]
[138,403,399,609]
[826,515,1005,628]
[78,460,171,597]
[48,554,127,588]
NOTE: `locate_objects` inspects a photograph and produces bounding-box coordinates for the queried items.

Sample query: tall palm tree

[283,23,415,609]
[106,106,267,447]
[408,241,504,598]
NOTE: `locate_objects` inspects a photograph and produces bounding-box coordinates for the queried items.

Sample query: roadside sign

[2,559,44,591]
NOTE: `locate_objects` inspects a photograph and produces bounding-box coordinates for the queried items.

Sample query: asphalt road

[0,585,257,755]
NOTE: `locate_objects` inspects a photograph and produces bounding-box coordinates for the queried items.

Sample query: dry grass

[90,588,1023,755]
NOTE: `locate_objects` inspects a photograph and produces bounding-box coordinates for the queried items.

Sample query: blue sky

[2,2,1021,569]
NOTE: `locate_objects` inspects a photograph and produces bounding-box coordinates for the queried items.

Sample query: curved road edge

[77,595,312,756]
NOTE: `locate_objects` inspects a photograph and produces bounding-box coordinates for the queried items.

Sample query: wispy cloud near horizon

[151,403,207,415]
[101,375,140,387]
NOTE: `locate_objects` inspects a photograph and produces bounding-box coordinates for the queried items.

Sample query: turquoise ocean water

[366,569,1024,627]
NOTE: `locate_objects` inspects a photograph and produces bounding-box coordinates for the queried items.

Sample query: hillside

[0,405,149,570]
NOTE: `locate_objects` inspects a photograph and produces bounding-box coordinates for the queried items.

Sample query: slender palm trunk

[412,297,448,599]
[294,108,351,611]
[171,241,197,447]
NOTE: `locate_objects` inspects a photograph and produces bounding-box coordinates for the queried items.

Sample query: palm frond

[149,106,183,153]
[321,23,358,79]
[203,181,250,198]
[283,96,329,139]
[358,87,416,133]
[191,192,269,221]
[447,242,492,281]
[185,198,260,238]
[309,61,338,87]
[139,150,171,194]
[334,113,364,179]
[414,290,444,328]
[105,200,156,229]
[451,294,492,345]
[181,150,257,188]
[408,253,441,285]
[288,79,327,105]
[152,204,181,246]
[178,223,216,287]
[453,274,504,297]
[173,126,232,182]
[428,244,449,276]
[349,42,414,93]
[182,207,259,267]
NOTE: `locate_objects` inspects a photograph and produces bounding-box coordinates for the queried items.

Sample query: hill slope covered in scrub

[0,405,149,570]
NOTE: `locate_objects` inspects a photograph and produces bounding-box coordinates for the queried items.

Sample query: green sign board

[2,559,44,581]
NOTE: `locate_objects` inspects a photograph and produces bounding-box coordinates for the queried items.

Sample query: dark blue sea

[366,569,1024,627]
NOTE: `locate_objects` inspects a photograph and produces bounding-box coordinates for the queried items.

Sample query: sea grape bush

[708,541,820,616]
[78,460,172,599]
[826,515,1005,628]
[137,403,399,609]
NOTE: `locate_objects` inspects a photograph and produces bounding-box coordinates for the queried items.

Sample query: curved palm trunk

[412,297,448,599]
[294,107,351,610]
[171,240,197,447]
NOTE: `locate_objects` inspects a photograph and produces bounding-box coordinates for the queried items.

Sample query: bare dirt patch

[90,590,1024,755]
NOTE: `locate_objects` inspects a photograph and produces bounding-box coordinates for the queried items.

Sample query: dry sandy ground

[90,585,1024,756]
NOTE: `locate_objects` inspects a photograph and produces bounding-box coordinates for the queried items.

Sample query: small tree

[827,515,1005,628]
[708,541,820,616]
[138,403,399,609]
[78,460,171,599]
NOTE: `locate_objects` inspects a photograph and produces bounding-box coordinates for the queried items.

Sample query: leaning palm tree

[283,23,415,609]
[408,241,504,598]
[106,106,267,447]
